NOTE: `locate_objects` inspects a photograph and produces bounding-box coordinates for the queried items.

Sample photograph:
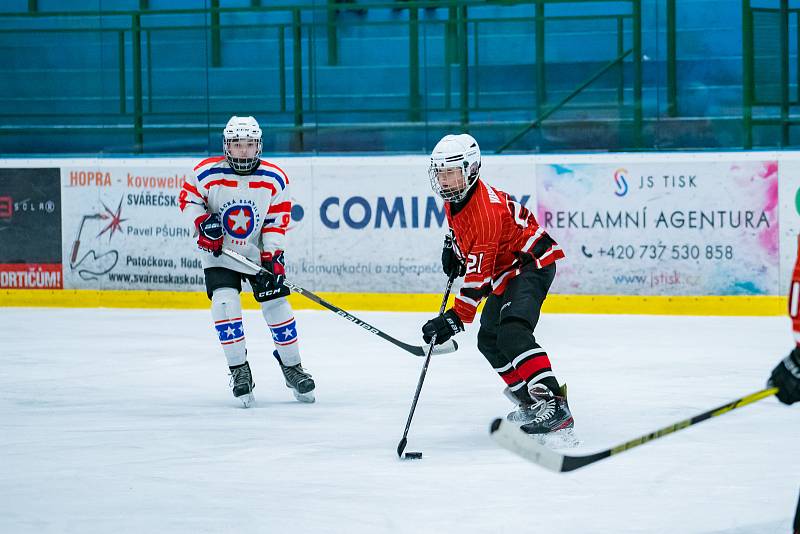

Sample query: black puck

[404,452,423,459]
[490,418,502,433]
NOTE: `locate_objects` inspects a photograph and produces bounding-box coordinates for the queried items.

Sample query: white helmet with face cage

[223,115,262,174]
[428,133,481,202]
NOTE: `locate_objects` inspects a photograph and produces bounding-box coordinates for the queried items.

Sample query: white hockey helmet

[428,133,481,202]
[223,115,262,174]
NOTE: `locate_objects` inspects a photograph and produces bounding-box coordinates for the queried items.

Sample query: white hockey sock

[211,287,247,367]
[261,297,300,366]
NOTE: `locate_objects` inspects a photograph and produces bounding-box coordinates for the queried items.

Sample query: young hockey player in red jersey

[178,116,315,407]
[770,236,800,407]
[768,236,800,533]
[421,133,573,436]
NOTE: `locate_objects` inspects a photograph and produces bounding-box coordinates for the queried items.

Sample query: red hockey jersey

[789,235,800,346]
[446,179,564,324]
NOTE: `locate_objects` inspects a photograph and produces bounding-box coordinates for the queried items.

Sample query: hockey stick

[489,387,778,472]
[396,272,457,460]
[221,248,458,357]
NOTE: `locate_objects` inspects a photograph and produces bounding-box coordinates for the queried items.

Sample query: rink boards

[1,151,798,315]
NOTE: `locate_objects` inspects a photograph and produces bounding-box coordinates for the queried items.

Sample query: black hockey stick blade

[490,387,778,473]
[221,248,458,357]
[396,437,407,458]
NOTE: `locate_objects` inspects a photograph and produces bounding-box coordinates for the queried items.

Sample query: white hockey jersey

[179,156,291,273]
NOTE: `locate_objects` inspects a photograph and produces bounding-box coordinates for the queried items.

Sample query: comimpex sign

[314,194,532,229]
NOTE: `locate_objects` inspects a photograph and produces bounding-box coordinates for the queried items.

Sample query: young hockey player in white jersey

[178,115,315,407]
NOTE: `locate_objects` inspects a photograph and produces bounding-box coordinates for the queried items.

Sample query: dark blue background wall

[0,1,790,154]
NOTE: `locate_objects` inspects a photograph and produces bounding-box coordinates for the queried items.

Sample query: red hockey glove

[195,213,223,256]
[422,309,464,345]
[257,250,286,290]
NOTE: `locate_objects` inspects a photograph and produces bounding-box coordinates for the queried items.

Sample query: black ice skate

[504,386,540,423]
[273,351,315,403]
[229,361,255,408]
[519,384,577,446]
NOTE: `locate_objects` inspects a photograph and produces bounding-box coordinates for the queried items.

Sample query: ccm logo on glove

[257,250,286,290]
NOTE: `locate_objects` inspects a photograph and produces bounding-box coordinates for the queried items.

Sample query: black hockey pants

[477,262,560,396]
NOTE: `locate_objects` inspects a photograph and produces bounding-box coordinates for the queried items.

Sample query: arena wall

[1,151,797,315]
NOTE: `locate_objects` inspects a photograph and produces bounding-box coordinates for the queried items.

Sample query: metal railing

[742,0,800,148]
[0,0,649,154]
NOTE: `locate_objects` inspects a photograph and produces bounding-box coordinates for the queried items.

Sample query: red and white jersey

[789,235,800,346]
[447,179,565,324]
[178,156,291,273]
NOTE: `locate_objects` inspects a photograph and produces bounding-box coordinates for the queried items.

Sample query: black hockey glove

[256,250,286,290]
[442,233,466,278]
[422,309,464,345]
[196,213,224,256]
[769,347,800,405]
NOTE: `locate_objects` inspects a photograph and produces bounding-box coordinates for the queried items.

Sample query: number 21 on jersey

[466,252,484,275]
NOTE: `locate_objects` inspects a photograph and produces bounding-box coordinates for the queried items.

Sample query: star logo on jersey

[222,204,255,239]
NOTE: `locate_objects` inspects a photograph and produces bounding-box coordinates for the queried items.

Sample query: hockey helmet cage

[223,115,262,174]
[429,133,481,202]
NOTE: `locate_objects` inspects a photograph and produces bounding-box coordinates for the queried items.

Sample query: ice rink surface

[1,307,798,533]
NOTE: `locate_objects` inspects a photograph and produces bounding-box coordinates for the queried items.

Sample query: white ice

[1,307,798,533]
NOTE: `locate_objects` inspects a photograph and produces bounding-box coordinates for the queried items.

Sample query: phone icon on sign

[581,245,593,258]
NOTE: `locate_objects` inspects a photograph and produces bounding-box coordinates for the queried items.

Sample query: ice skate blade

[292,390,315,403]
[528,428,580,449]
[237,392,255,408]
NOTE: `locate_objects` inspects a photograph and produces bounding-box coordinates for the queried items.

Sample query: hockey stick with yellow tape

[490,387,778,472]
[222,248,458,357]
